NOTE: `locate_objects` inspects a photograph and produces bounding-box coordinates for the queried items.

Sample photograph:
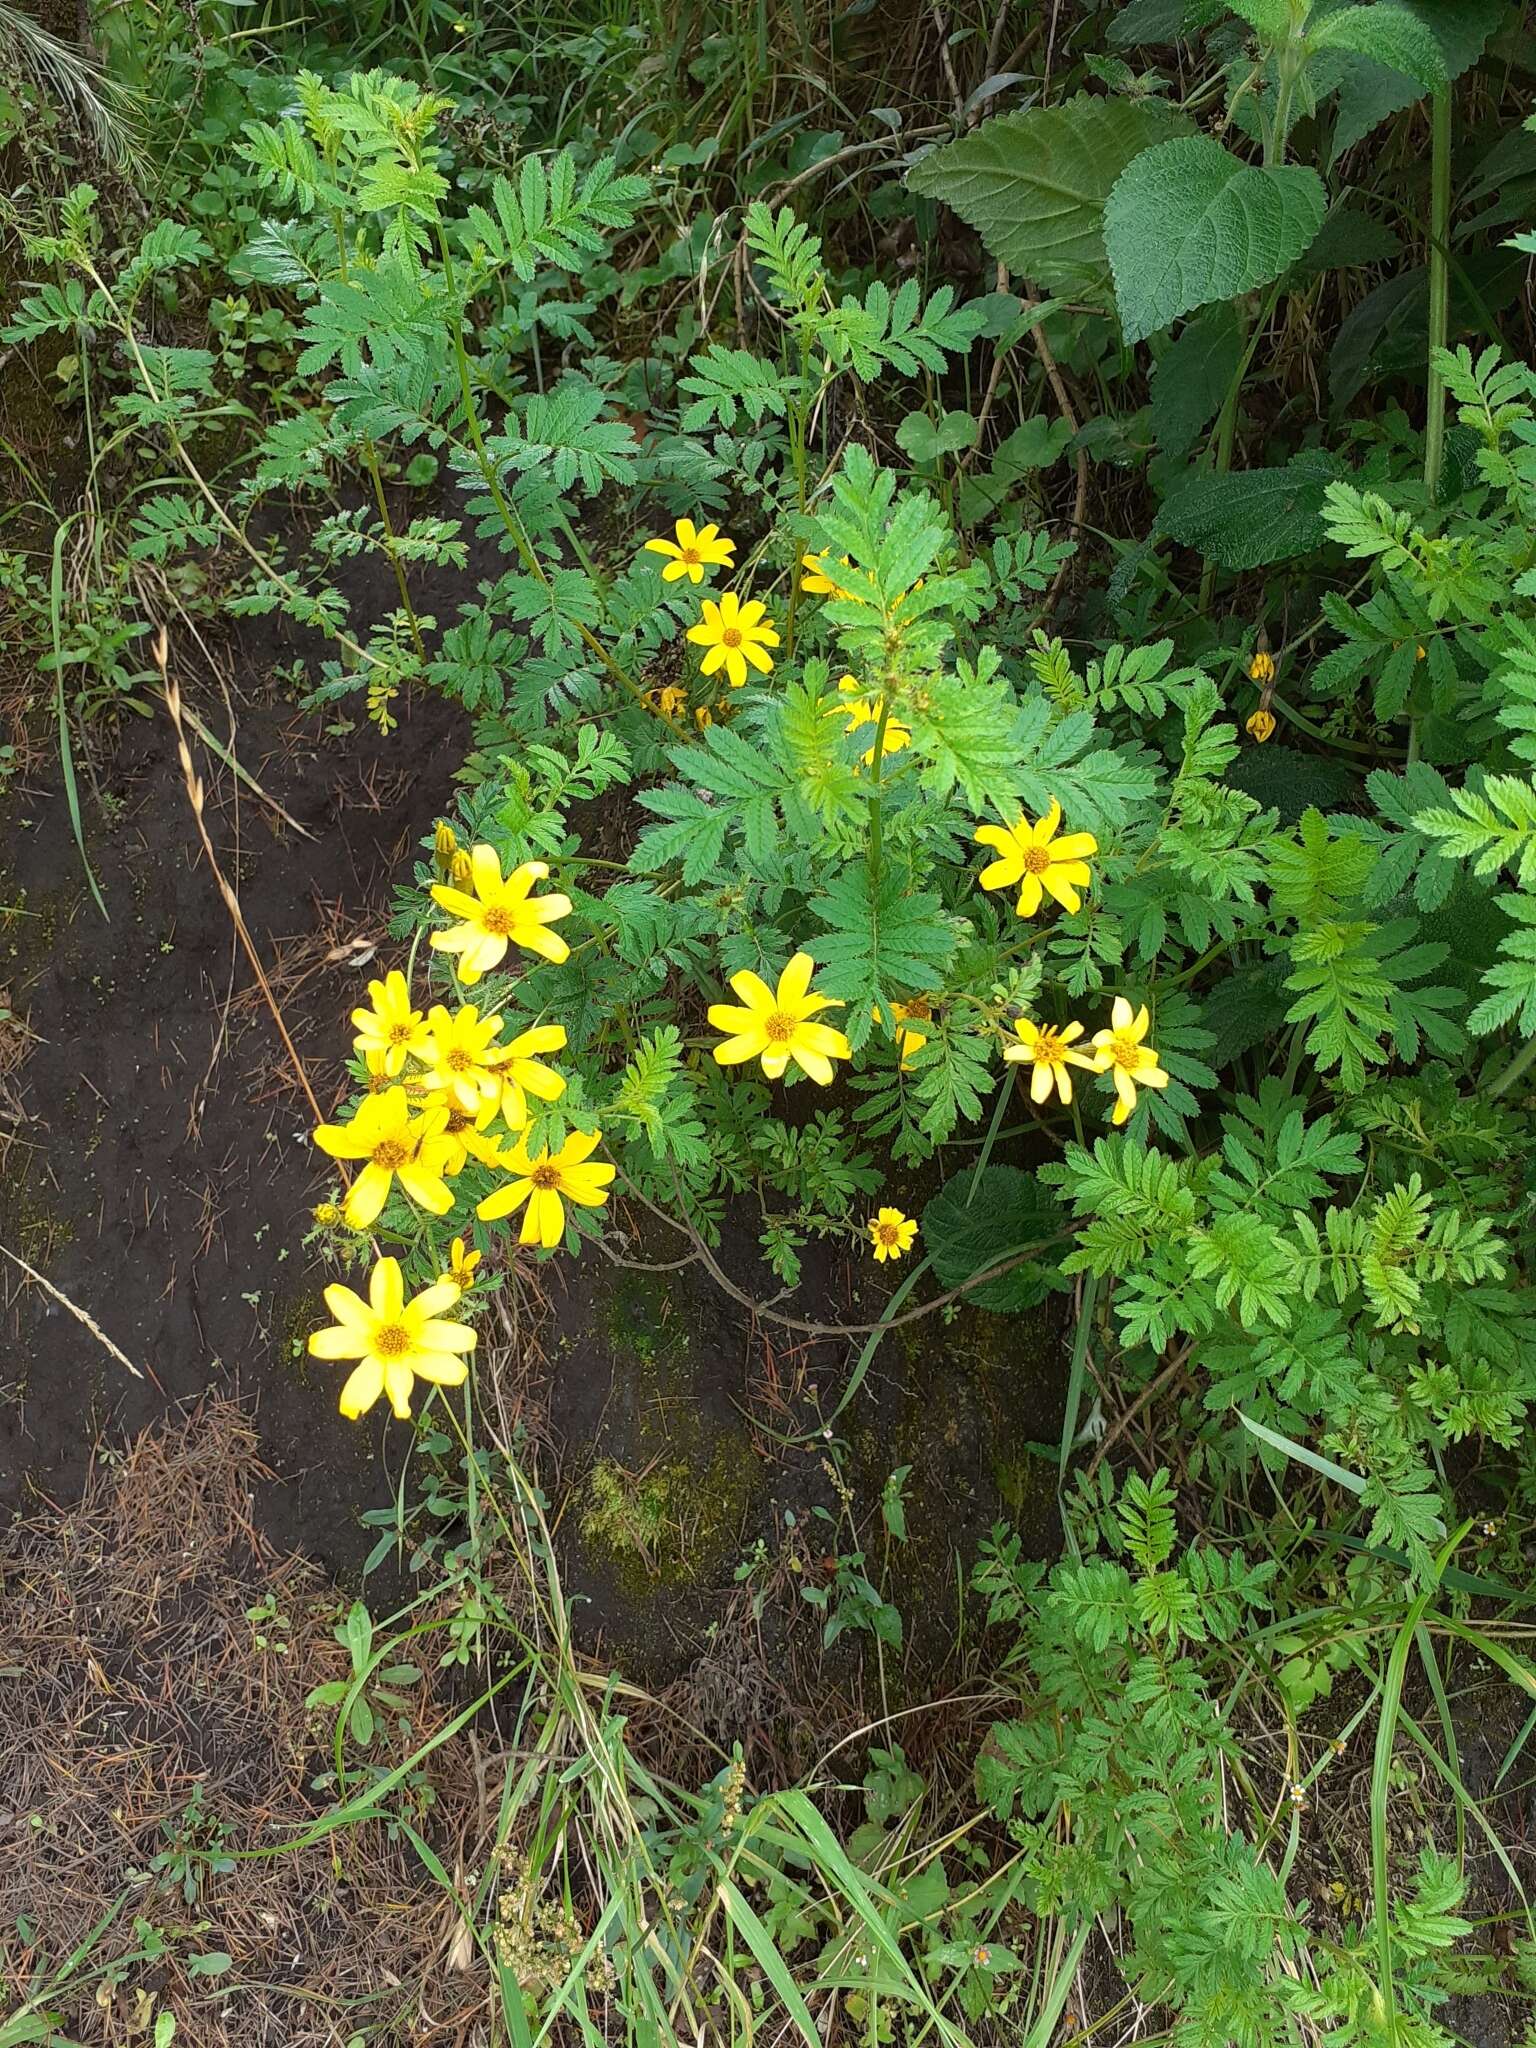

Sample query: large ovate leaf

[1105,137,1325,343]
[1326,0,1503,161]
[906,94,1188,284]
[1310,6,1447,94]
[923,1166,1068,1312]
[1158,451,1344,569]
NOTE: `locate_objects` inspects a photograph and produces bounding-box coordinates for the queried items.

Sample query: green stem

[1423,87,1452,499]
[1486,1032,1536,1100]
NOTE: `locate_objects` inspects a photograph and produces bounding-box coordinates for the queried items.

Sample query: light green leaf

[907,94,1188,283]
[1105,136,1325,343]
[1327,0,1502,159]
[1310,5,1447,92]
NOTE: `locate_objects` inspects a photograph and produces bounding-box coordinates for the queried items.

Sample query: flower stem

[1423,87,1453,499]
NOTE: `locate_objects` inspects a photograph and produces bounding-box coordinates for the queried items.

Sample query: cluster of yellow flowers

[307,840,615,1419]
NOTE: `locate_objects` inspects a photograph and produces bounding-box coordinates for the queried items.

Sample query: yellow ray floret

[800,551,856,599]
[709,952,850,1086]
[441,1236,482,1293]
[644,516,736,584]
[1090,997,1170,1126]
[685,591,779,690]
[833,676,912,766]
[477,1128,616,1249]
[312,1085,456,1229]
[437,1098,512,1176]
[417,1002,513,1114]
[1003,1016,1097,1106]
[493,1022,568,1130]
[350,969,429,1075]
[868,1207,918,1263]
[430,844,572,983]
[974,799,1098,918]
[308,1255,475,1420]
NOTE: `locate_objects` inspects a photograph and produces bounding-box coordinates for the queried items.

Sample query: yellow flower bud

[449,848,473,889]
[312,1201,343,1227]
[1246,709,1276,744]
[1248,650,1276,685]
[434,821,458,877]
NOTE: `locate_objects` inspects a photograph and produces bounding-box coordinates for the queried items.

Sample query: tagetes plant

[644,517,735,584]
[313,1086,456,1229]
[975,800,1098,918]
[351,970,429,1074]
[868,1207,918,1263]
[477,1129,616,1247]
[1091,999,1170,1126]
[430,845,572,980]
[1004,1017,1095,1105]
[686,591,779,688]
[710,953,850,1085]
[309,1255,475,1420]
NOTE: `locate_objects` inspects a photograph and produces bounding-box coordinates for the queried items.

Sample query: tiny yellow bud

[1246,708,1276,744]
[312,1201,343,1227]
[449,848,473,889]
[1248,649,1276,685]
[434,821,458,877]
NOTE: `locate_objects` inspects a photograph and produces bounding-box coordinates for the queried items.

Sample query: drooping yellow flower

[494,1022,568,1130]
[800,551,856,599]
[1090,997,1170,1127]
[655,684,688,718]
[312,1085,456,1229]
[438,1099,512,1176]
[430,844,572,983]
[644,516,736,585]
[1003,1016,1096,1105]
[709,952,850,1085]
[686,592,780,689]
[833,676,912,766]
[868,1207,918,1263]
[875,996,933,1069]
[308,1255,475,1421]
[441,1236,482,1293]
[350,970,429,1076]
[975,800,1098,918]
[417,1002,513,1114]
[1246,708,1276,743]
[477,1128,616,1249]
[1249,649,1276,685]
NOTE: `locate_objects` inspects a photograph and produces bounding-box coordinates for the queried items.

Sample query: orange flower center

[374,1322,411,1357]
[480,905,513,935]
[763,1011,795,1043]
[371,1138,409,1168]
[720,627,743,649]
[874,1221,900,1249]
[1033,1028,1066,1063]
[529,1162,561,1190]
[902,997,932,1022]
[1021,844,1052,875]
[679,546,700,566]
[388,1020,415,1043]
[445,1047,473,1072]
[1107,1034,1142,1072]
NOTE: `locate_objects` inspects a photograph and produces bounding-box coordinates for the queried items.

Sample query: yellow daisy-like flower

[975,799,1098,918]
[430,844,572,984]
[800,551,856,599]
[875,996,933,1069]
[312,1085,456,1230]
[438,1099,511,1177]
[351,970,429,1076]
[494,1022,568,1130]
[417,1002,513,1114]
[833,676,912,766]
[1090,997,1171,1127]
[686,591,780,689]
[644,516,736,585]
[1249,649,1276,685]
[1003,1016,1096,1105]
[440,1236,482,1294]
[1246,708,1276,743]
[709,952,851,1086]
[308,1256,475,1421]
[477,1128,616,1249]
[868,1207,918,1263]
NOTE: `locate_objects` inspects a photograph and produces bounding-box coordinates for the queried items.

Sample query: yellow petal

[339,1359,385,1418]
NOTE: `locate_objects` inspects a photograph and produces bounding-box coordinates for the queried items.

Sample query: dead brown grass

[0,1400,478,2046]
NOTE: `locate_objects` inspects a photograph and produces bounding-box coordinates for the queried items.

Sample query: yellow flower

[312,1085,456,1229]
[1003,1016,1096,1105]
[975,799,1098,917]
[494,1022,568,1130]
[1090,997,1170,1127]
[709,952,850,1085]
[1249,649,1276,684]
[800,551,855,599]
[876,996,932,1069]
[644,516,736,584]
[1246,708,1276,743]
[438,1099,511,1176]
[868,1207,918,1263]
[477,1128,616,1249]
[433,821,458,878]
[441,1236,482,1293]
[833,676,912,766]
[308,1255,475,1421]
[350,970,429,1076]
[430,844,572,983]
[686,591,780,689]
[417,1002,513,1113]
